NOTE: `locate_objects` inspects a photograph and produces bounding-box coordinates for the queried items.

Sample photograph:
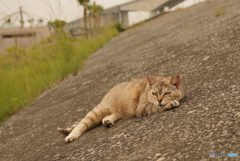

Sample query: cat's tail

[58,105,109,142]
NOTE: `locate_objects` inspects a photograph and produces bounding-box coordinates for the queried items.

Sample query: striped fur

[58,75,184,142]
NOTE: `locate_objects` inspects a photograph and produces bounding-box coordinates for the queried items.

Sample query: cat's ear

[170,75,180,88]
[147,75,156,87]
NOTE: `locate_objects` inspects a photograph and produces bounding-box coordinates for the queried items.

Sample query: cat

[58,75,184,142]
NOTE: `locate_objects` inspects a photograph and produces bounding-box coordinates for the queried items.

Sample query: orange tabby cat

[58,75,184,142]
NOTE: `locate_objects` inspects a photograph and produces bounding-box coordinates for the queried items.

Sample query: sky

[0,0,136,27]
[0,0,205,27]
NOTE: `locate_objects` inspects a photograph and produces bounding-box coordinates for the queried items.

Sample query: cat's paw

[65,133,80,142]
[171,100,180,108]
[57,128,71,135]
[164,100,180,110]
[103,120,114,128]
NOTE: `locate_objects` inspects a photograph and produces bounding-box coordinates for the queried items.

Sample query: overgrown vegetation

[47,19,67,30]
[115,22,125,32]
[0,25,119,123]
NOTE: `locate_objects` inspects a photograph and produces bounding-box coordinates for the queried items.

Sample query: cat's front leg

[102,113,120,128]
[162,100,180,111]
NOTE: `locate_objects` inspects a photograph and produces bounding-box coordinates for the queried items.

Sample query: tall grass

[0,25,119,123]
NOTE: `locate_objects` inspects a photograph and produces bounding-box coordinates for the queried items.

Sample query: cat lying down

[58,75,184,142]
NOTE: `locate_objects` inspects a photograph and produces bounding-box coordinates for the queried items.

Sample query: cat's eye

[152,92,157,96]
[163,92,171,96]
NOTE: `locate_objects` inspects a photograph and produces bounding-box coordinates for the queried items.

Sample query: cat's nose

[158,100,162,104]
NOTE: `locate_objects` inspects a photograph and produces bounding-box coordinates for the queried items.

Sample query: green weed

[214,6,225,17]
[0,25,119,123]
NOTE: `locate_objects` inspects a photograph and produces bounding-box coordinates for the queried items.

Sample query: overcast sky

[0,0,205,27]
[0,0,135,26]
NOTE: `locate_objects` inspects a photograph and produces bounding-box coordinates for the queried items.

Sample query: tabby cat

[58,75,184,142]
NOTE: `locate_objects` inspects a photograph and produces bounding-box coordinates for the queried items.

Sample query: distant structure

[63,18,88,37]
[1,23,15,29]
[101,0,185,27]
[0,7,52,54]
[64,0,184,37]
[0,27,54,54]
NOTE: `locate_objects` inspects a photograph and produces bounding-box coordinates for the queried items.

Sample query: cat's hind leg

[57,121,79,135]
[102,113,120,128]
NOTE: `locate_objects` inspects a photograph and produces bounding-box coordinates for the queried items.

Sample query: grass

[214,5,225,17]
[0,25,119,123]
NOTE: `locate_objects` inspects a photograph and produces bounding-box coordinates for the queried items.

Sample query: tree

[86,5,93,36]
[88,2,104,27]
[28,18,34,27]
[2,18,13,28]
[77,0,90,38]
[48,19,66,31]
[35,19,44,27]
[19,20,24,27]
[87,2,104,36]
[5,18,11,24]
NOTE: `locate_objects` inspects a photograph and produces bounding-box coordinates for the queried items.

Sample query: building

[101,0,185,27]
[63,18,89,37]
[0,27,54,54]
[64,0,184,37]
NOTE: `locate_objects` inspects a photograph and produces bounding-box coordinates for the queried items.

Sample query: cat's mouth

[154,101,167,107]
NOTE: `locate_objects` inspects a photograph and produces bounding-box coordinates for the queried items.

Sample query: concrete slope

[1,0,240,160]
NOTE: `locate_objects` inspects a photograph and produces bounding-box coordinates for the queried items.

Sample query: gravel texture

[1,0,240,160]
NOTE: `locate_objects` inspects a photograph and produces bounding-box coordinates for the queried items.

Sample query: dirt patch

[1,0,240,160]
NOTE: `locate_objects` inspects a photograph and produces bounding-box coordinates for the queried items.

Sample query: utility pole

[20,6,24,28]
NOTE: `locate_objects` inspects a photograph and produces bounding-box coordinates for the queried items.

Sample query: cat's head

[147,75,181,107]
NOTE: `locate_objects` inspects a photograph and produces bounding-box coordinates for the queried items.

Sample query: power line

[22,11,50,21]
[41,0,58,20]
[0,0,13,12]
